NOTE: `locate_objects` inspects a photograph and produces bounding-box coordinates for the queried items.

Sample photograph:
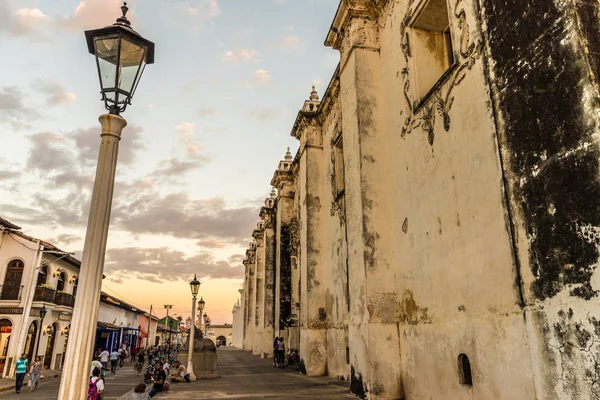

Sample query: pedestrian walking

[135,350,145,375]
[110,349,119,374]
[29,356,41,391]
[100,348,110,371]
[14,353,28,393]
[148,361,166,398]
[277,337,286,368]
[88,367,104,400]
[272,337,279,368]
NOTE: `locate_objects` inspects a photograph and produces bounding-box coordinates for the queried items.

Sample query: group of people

[13,353,42,393]
[88,344,187,399]
[272,338,301,369]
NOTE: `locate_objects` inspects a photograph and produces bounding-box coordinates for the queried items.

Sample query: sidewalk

[153,347,355,399]
[0,369,61,393]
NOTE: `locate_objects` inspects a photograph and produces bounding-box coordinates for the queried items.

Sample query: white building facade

[0,217,80,377]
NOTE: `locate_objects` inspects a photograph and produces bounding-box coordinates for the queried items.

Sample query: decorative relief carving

[288,218,300,256]
[400,0,481,146]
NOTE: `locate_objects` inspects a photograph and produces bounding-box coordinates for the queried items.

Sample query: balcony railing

[33,286,56,303]
[0,285,24,301]
[54,292,74,308]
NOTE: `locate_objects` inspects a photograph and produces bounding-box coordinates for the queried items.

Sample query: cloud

[112,193,261,244]
[0,171,21,181]
[60,0,135,31]
[164,0,221,32]
[71,125,145,166]
[249,108,280,122]
[54,234,82,246]
[0,86,39,129]
[26,132,72,173]
[33,80,76,106]
[243,70,271,88]
[175,122,209,160]
[104,247,243,283]
[254,69,271,84]
[222,48,260,64]
[198,107,217,118]
[277,35,305,50]
[197,239,228,248]
[0,4,50,39]
[153,158,208,177]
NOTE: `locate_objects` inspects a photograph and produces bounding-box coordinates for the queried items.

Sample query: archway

[2,260,24,300]
[217,335,226,347]
[43,323,57,369]
[0,319,12,374]
[25,321,38,362]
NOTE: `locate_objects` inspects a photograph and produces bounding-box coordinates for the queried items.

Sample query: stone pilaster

[326,4,401,398]
[292,94,328,377]
[260,196,276,358]
[271,150,296,340]
[244,245,256,351]
[252,223,265,356]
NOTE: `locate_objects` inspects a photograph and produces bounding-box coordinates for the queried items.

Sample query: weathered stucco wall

[480,0,600,398]
[236,0,600,398]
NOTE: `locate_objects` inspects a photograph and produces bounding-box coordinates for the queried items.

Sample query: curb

[0,371,62,393]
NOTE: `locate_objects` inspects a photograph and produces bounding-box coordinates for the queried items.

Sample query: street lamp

[164,305,173,345]
[84,2,155,115]
[198,297,205,336]
[32,305,46,363]
[58,3,154,399]
[186,274,200,381]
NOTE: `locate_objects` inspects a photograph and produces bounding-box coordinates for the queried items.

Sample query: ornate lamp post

[198,297,205,335]
[58,3,154,399]
[187,275,201,381]
[32,305,46,362]
[164,305,173,345]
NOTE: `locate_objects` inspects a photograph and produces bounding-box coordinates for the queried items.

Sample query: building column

[252,223,265,356]
[261,194,277,358]
[244,245,256,352]
[326,4,401,398]
[292,93,328,376]
[271,149,295,341]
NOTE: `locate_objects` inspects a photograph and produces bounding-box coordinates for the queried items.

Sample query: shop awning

[97,321,120,331]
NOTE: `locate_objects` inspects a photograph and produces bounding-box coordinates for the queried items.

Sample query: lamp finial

[116,2,131,26]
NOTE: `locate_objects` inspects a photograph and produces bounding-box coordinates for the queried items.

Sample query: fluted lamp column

[198,297,205,337]
[187,275,201,381]
[58,3,154,399]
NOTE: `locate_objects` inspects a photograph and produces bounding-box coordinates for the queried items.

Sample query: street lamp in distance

[32,305,46,363]
[187,274,201,381]
[57,3,155,399]
[198,297,205,333]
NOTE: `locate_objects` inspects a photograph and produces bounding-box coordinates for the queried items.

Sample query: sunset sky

[0,0,339,324]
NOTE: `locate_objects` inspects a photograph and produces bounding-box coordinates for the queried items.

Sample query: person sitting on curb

[169,361,189,383]
[125,383,149,400]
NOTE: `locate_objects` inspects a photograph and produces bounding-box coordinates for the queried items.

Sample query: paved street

[153,347,355,399]
[0,361,143,400]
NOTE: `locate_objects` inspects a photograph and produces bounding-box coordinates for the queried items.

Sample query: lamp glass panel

[118,38,146,94]
[95,37,119,93]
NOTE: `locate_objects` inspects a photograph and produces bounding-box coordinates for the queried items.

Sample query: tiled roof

[0,216,21,230]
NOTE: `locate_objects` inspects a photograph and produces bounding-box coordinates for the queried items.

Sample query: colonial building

[0,216,156,377]
[0,217,80,376]
[95,292,143,352]
[235,0,600,399]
